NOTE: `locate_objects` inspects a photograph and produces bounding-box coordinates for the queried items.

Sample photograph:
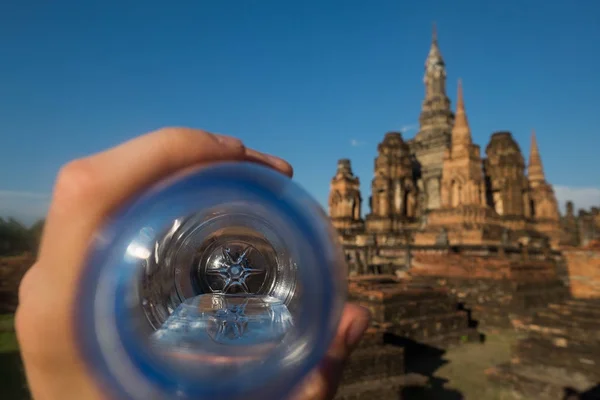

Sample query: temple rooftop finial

[425,22,443,67]
[457,78,464,111]
[528,129,545,183]
[451,78,472,146]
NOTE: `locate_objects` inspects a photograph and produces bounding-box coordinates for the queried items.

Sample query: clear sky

[1,0,599,225]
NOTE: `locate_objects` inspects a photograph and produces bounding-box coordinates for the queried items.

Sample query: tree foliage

[0,218,45,256]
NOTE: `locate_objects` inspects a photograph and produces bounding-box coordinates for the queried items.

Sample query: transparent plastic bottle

[75,161,347,400]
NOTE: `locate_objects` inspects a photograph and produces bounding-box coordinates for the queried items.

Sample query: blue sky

[1,0,599,225]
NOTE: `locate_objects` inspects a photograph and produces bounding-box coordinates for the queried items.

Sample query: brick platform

[486,298,600,399]
[348,275,480,347]
[562,245,600,299]
[336,276,479,399]
[335,328,428,400]
[408,251,570,330]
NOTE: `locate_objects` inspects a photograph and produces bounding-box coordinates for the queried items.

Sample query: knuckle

[14,292,42,343]
[14,301,31,337]
[18,263,39,304]
[158,127,214,147]
[14,302,55,364]
[14,305,27,339]
[53,158,99,207]
[154,127,218,160]
[15,272,66,362]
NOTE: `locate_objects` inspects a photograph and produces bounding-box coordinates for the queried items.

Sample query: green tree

[0,217,45,256]
[28,219,45,256]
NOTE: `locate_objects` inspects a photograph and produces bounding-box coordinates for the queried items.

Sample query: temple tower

[439,80,486,208]
[366,132,417,233]
[419,80,502,245]
[560,202,581,246]
[527,130,547,188]
[577,207,600,246]
[411,24,454,212]
[484,132,531,227]
[329,159,365,233]
[526,130,561,247]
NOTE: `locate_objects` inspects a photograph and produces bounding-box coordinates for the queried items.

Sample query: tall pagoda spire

[528,129,545,183]
[423,22,446,100]
[426,22,443,66]
[412,23,454,212]
[526,129,561,245]
[451,79,472,148]
[439,77,484,209]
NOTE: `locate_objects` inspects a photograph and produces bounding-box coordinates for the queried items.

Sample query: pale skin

[16,127,371,400]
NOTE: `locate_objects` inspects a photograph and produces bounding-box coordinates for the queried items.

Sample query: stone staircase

[408,274,570,331]
[335,276,479,400]
[348,276,480,348]
[335,329,427,400]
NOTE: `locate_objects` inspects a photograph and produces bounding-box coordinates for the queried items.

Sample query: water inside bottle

[150,294,294,358]
[139,209,301,368]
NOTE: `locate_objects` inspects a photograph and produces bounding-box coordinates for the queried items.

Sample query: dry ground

[0,315,537,400]
[431,329,533,400]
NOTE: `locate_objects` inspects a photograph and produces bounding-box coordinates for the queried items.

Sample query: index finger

[39,128,285,282]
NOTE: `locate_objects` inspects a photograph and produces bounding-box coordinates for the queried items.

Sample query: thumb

[328,304,372,360]
[291,304,371,400]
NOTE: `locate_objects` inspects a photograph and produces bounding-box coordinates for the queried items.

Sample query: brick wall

[407,252,570,329]
[335,328,407,400]
[563,244,600,299]
[347,276,478,347]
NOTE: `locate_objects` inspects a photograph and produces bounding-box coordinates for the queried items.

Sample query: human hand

[16,127,370,400]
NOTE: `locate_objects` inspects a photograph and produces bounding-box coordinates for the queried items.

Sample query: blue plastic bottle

[75,161,347,400]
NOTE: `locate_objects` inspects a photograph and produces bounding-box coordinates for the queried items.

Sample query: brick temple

[329,30,563,250]
[485,240,600,399]
[329,25,599,399]
[329,25,568,322]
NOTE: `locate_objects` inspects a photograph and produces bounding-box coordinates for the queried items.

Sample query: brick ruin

[486,297,600,399]
[328,25,569,328]
[330,25,599,399]
[0,24,596,400]
[328,31,563,251]
[561,203,600,247]
[334,328,410,400]
[486,242,600,399]
[562,242,600,299]
[408,249,569,329]
[348,276,479,347]
[335,275,478,400]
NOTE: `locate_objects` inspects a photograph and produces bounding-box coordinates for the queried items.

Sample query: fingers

[245,148,294,178]
[38,128,290,282]
[327,303,371,360]
[17,262,42,305]
[17,127,294,400]
[46,128,243,234]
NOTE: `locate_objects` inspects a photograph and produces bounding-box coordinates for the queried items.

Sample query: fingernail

[215,134,244,148]
[245,148,268,162]
[245,149,279,166]
[262,153,294,177]
[345,313,370,348]
[263,153,287,167]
